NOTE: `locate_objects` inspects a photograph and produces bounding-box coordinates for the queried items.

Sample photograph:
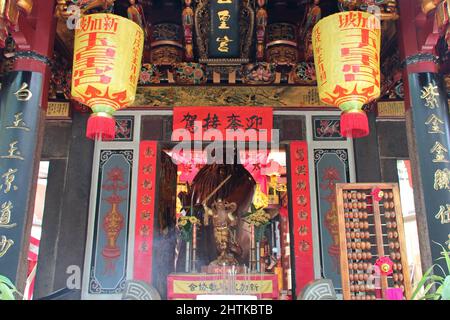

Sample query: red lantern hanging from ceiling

[312,11,381,138]
[71,13,144,140]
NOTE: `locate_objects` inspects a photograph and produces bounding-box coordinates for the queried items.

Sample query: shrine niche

[195,0,254,65]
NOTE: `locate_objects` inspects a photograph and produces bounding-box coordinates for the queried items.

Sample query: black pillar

[34,113,94,299]
[407,72,450,268]
[0,71,44,287]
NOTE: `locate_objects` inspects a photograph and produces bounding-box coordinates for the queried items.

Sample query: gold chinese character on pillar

[435,204,450,224]
[420,83,440,109]
[6,112,30,131]
[430,142,449,163]
[0,201,16,229]
[0,141,24,161]
[0,168,18,194]
[0,235,14,257]
[434,168,450,191]
[425,114,445,134]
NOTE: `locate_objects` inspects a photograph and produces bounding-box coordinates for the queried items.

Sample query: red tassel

[340,110,369,138]
[86,115,116,141]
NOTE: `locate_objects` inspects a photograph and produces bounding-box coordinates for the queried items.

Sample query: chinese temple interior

[0,0,449,301]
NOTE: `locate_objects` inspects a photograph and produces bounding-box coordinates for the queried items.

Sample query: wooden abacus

[336,183,412,300]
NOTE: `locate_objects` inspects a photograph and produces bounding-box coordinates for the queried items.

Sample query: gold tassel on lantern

[312,11,381,138]
[71,14,144,140]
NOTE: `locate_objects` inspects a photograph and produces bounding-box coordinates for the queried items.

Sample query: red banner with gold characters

[172,107,273,141]
[133,141,158,282]
[289,141,314,295]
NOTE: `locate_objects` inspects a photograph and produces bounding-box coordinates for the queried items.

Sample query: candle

[185,241,190,273]
[192,224,197,272]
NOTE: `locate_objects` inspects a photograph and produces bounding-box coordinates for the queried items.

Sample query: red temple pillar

[0,0,56,294]
[397,0,450,272]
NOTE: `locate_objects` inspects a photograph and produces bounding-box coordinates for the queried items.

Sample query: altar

[167,273,279,300]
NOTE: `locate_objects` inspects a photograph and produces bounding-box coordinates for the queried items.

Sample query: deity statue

[299,0,321,61]
[204,199,242,266]
[127,0,149,39]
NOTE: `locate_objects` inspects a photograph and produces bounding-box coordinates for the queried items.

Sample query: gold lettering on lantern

[0,141,24,161]
[0,168,18,194]
[0,201,17,229]
[216,36,233,52]
[430,142,449,163]
[6,112,30,131]
[13,83,32,101]
[217,10,231,29]
[425,114,445,134]
[0,235,14,258]
[217,0,232,3]
[435,204,450,224]
[434,169,450,191]
[420,83,439,109]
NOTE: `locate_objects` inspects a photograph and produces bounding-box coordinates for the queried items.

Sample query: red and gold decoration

[0,0,33,47]
[255,0,268,61]
[375,256,394,276]
[321,167,342,272]
[71,13,144,140]
[101,168,126,273]
[172,107,273,141]
[182,0,194,61]
[289,141,314,295]
[133,141,158,282]
[371,187,384,202]
[336,183,412,300]
[312,11,381,138]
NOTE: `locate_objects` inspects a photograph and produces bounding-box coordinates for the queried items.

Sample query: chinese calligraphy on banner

[133,141,158,282]
[0,71,43,281]
[289,141,314,295]
[172,107,273,141]
[408,72,450,261]
[209,0,240,58]
[71,13,144,140]
[312,11,380,109]
[167,274,279,299]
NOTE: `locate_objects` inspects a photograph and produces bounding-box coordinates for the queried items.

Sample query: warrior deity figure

[204,199,243,266]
